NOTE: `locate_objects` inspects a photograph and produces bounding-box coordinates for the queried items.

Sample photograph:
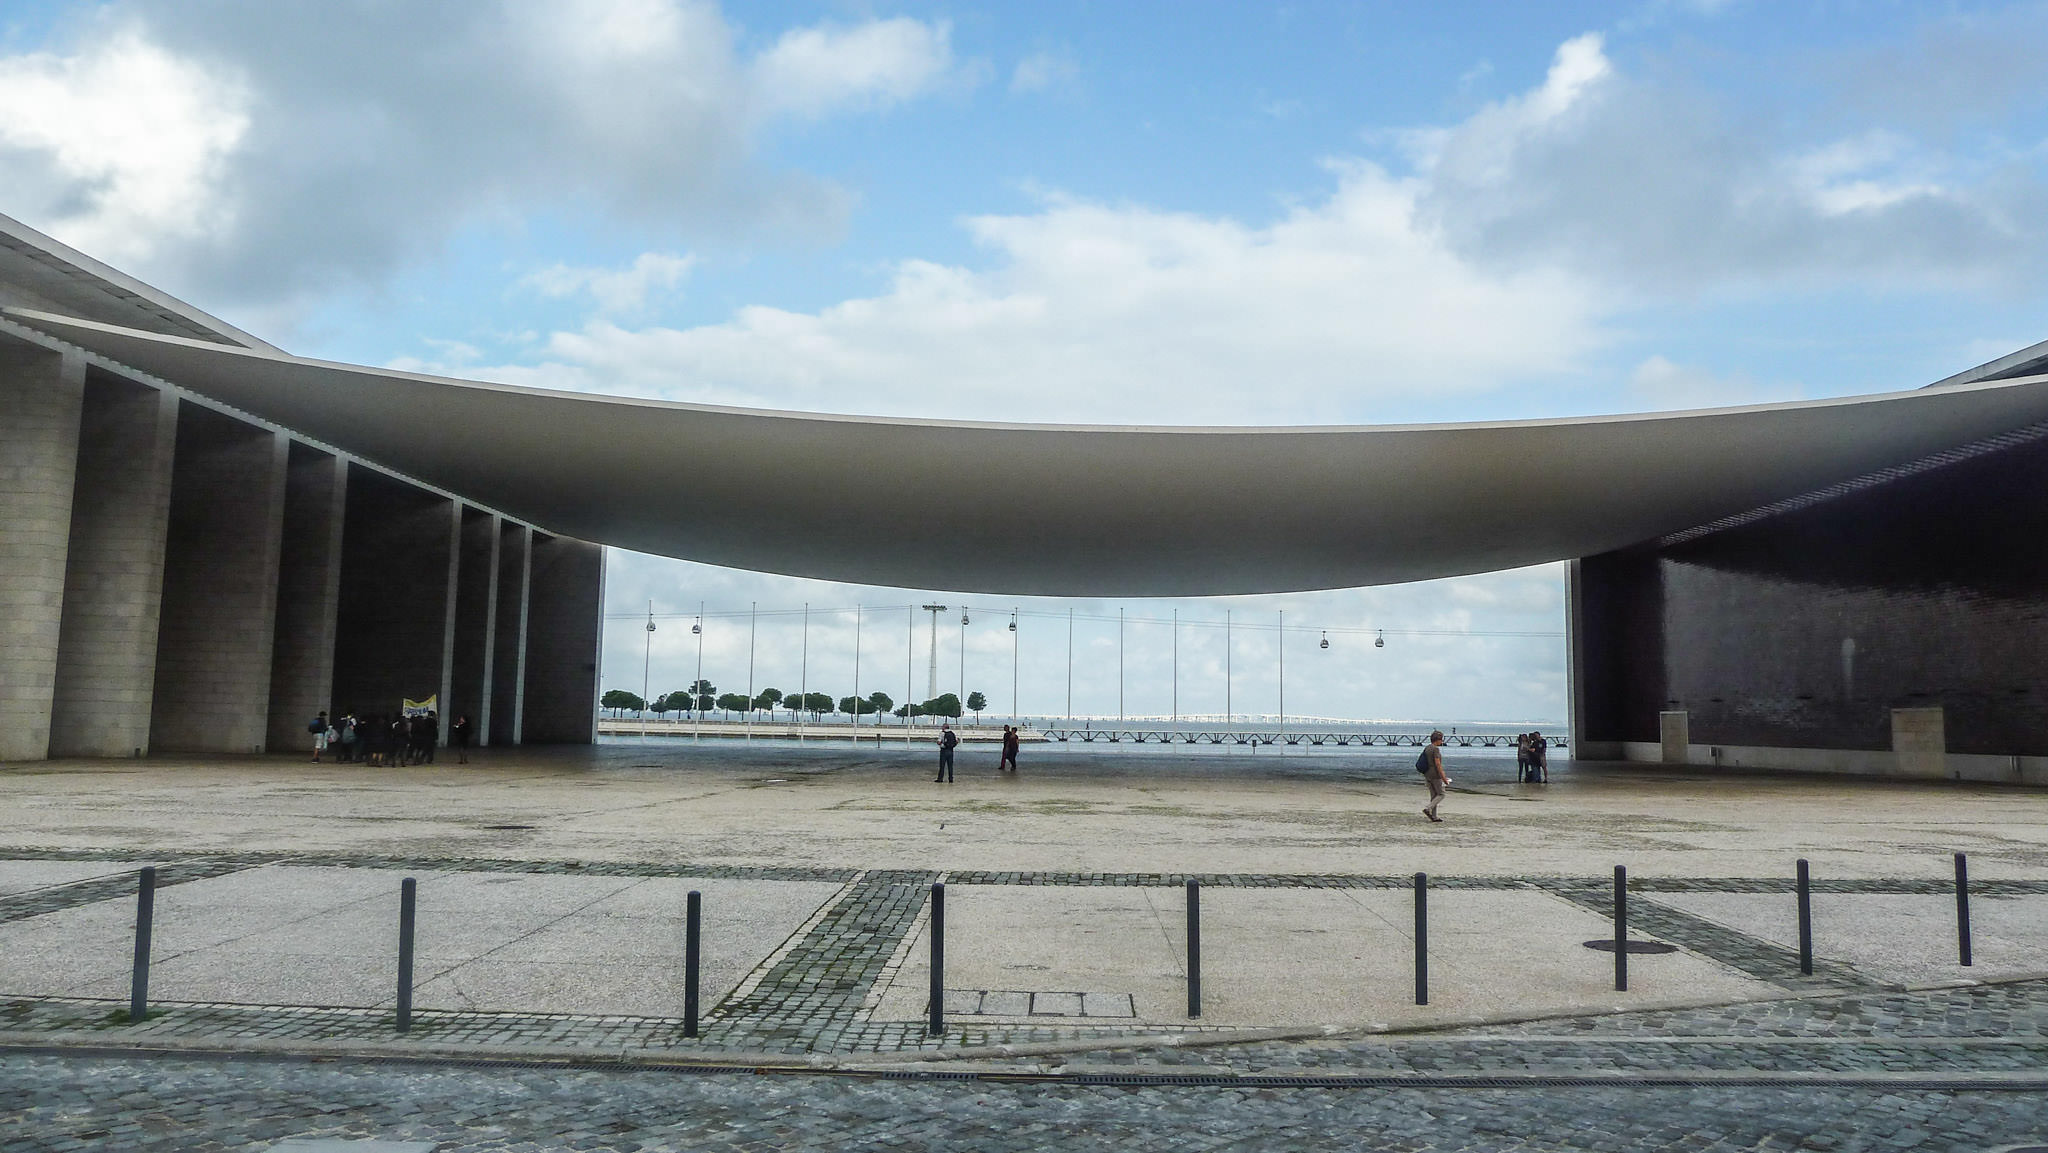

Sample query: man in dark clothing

[394,714,414,765]
[1531,731,1549,783]
[451,714,471,764]
[308,712,329,763]
[998,725,1019,771]
[421,711,439,764]
[1422,730,1451,822]
[934,723,957,783]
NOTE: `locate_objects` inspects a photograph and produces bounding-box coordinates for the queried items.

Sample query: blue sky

[5,1,2046,723]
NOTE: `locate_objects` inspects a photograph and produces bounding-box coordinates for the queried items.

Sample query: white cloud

[1011,50,1078,95]
[0,2,956,310]
[1418,32,2047,291]
[475,167,1604,423]
[752,17,957,117]
[1627,355,1795,410]
[522,252,696,313]
[0,26,249,265]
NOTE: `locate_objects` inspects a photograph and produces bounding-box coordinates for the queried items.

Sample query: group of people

[1516,731,1550,783]
[932,722,1024,783]
[308,710,474,766]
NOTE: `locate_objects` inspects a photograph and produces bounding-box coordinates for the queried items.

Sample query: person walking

[935,722,958,783]
[1531,730,1549,783]
[307,711,330,763]
[451,714,472,764]
[998,724,1019,772]
[1420,729,1452,822]
[335,713,357,763]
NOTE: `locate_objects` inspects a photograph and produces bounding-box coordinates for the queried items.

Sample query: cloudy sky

[6,1,2047,724]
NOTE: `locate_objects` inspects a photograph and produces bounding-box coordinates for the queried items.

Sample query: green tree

[803,691,835,717]
[966,691,987,722]
[715,692,749,720]
[921,693,962,719]
[867,691,893,717]
[688,679,715,715]
[755,687,784,714]
[838,695,875,717]
[601,689,643,717]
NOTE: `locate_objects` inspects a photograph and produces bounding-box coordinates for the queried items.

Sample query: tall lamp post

[692,603,703,742]
[958,609,968,720]
[1225,610,1233,729]
[799,602,809,742]
[1009,609,1019,725]
[641,600,655,737]
[922,604,947,709]
[746,601,756,741]
[852,604,862,746]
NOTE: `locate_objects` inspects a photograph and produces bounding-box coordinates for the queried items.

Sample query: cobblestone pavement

[5,1043,2048,1151]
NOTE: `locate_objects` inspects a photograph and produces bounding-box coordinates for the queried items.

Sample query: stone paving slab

[871,884,1769,1029]
[0,860,130,897]
[1653,891,2048,988]
[0,866,841,1016]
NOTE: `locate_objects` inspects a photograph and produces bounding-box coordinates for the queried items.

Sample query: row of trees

[601,682,994,723]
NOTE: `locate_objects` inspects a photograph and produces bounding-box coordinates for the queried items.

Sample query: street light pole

[1278,608,1284,736]
[1010,609,1019,725]
[1225,610,1233,728]
[799,602,809,742]
[921,604,947,706]
[958,609,967,718]
[1118,607,1125,724]
[1065,607,1074,724]
[641,600,655,737]
[747,601,756,741]
[852,604,862,746]
[1172,609,1178,726]
[693,602,703,743]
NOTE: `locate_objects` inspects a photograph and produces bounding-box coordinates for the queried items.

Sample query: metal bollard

[129,867,156,1024]
[1413,872,1428,1006]
[928,882,946,1037]
[1613,865,1628,992]
[396,877,417,1034]
[685,890,702,1037]
[1185,879,1202,1019]
[1796,859,1813,975]
[1955,853,1973,968]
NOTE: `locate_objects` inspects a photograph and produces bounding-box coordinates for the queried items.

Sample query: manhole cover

[1582,939,1679,954]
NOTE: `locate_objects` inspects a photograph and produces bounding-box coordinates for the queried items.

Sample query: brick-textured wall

[490,523,530,746]
[449,507,500,744]
[0,340,83,762]
[330,467,457,726]
[49,372,177,756]
[522,534,602,744]
[149,406,288,753]
[266,444,347,752]
[1576,431,2048,758]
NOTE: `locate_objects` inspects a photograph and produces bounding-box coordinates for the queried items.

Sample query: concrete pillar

[522,534,604,744]
[330,467,458,729]
[49,372,178,757]
[435,501,460,741]
[266,444,347,753]
[148,407,289,753]
[1892,706,1947,778]
[449,507,500,744]
[490,523,531,746]
[1659,710,1689,764]
[0,340,84,762]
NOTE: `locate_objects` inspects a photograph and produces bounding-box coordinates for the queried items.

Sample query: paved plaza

[6,741,2048,1148]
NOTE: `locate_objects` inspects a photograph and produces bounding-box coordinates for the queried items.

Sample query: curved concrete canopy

[16,306,2048,597]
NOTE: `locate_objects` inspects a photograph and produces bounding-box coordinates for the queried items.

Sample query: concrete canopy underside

[18,308,2048,596]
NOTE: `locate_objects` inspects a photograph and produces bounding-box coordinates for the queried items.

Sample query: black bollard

[1413,872,1428,1006]
[684,889,702,1037]
[1185,879,1202,1019]
[1955,853,1973,968]
[928,882,946,1037]
[396,877,417,1034]
[1613,865,1628,992]
[129,866,156,1024]
[1796,859,1813,976]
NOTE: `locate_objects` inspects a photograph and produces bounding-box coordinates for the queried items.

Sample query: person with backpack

[1417,730,1452,822]
[307,711,330,763]
[934,722,958,783]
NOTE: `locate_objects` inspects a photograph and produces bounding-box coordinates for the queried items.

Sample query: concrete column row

[0,335,605,761]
